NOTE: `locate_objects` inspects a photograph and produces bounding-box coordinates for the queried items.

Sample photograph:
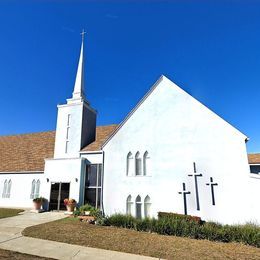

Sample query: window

[126,152,133,176]
[135,152,142,176]
[65,114,71,153]
[84,164,102,208]
[144,195,151,218]
[126,195,133,215]
[65,141,69,153]
[3,179,12,198]
[30,180,36,199]
[30,179,40,199]
[135,195,142,218]
[143,151,150,176]
[2,180,7,198]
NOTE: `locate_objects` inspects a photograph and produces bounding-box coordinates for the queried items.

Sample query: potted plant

[32,197,45,210]
[64,198,76,212]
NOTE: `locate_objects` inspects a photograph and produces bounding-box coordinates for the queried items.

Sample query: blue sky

[0,1,259,152]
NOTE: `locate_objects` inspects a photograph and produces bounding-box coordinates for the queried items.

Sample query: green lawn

[0,208,24,219]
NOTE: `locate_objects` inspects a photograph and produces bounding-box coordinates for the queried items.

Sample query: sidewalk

[0,211,158,260]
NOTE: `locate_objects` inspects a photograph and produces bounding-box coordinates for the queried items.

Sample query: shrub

[158,212,202,224]
[79,204,95,212]
[32,197,46,203]
[103,213,260,247]
[107,214,136,229]
[73,209,81,217]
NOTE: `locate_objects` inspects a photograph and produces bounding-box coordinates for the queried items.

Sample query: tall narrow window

[35,180,40,198]
[2,180,7,198]
[135,152,142,176]
[30,180,36,199]
[6,180,12,198]
[126,152,133,176]
[144,195,151,218]
[65,114,71,153]
[30,179,40,199]
[143,151,150,176]
[126,195,133,215]
[84,164,103,209]
[135,195,142,218]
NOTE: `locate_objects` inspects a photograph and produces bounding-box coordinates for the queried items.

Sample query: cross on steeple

[80,29,86,42]
[178,183,191,215]
[188,162,203,211]
[206,177,218,205]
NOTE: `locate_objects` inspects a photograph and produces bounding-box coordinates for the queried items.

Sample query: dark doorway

[49,182,70,211]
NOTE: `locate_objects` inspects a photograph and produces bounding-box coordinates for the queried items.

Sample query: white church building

[0,35,259,225]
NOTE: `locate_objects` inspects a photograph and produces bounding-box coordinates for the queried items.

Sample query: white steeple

[72,29,86,101]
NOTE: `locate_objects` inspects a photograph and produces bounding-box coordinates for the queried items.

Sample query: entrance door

[49,182,70,211]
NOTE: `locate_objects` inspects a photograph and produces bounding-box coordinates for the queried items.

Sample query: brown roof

[0,131,55,173]
[0,125,117,173]
[248,153,260,164]
[81,124,118,151]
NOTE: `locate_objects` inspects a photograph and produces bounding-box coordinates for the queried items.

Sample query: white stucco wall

[43,157,85,207]
[54,102,84,159]
[103,76,259,225]
[0,172,44,208]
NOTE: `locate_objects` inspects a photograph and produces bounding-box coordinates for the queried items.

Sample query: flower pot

[33,202,42,210]
[66,204,75,212]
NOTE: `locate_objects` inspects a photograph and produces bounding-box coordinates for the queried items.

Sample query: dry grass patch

[0,208,24,219]
[23,218,260,260]
[0,248,52,259]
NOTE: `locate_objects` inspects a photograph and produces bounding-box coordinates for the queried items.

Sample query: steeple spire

[72,29,86,100]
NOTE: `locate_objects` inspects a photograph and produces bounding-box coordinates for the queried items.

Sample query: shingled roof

[0,125,117,173]
[81,124,118,151]
[248,153,260,164]
[0,131,55,173]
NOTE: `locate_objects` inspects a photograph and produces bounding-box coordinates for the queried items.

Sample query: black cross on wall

[178,183,191,215]
[206,177,218,205]
[188,162,203,211]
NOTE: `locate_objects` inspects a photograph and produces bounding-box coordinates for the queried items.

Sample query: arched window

[30,180,36,199]
[135,152,142,176]
[2,179,7,198]
[144,195,151,218]
[6,179,12,198]
[126,152,133,176]
[126,195,133,215]
[35,180,40,198]
[143,151,150,176]
[135,195,142,218]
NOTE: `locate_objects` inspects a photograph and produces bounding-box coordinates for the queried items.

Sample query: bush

[79,204,95,212]
[158,212,202,224]
[103,214,260,247]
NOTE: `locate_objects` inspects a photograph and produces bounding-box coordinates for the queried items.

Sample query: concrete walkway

[0,211,158,260]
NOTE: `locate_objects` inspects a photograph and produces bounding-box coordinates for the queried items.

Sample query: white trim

[0,171,43,174]
[45,157,82,162]
[102,74,248,148]
[79,150,102,155]
[101,75,164,148]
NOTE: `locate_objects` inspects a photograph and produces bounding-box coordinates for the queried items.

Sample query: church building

[0,35,259,225]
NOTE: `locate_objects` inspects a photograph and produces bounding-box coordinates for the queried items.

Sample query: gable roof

[0,125,117,173]
[248,153,260,164]
[101,75,247,148]
[0,131,55,173]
